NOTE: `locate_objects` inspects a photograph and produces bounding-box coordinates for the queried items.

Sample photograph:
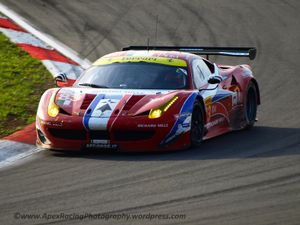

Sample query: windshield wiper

[78,83,109,88]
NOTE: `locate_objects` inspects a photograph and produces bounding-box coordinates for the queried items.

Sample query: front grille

[113,130,155,141]
[48,128,86,140]
[90,130,110,139]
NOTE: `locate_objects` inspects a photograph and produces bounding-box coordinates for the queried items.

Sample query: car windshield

[74,62,188,90]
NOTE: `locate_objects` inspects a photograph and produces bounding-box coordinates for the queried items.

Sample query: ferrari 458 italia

[36,46,260,152]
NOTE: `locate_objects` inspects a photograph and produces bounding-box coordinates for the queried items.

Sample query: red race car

[36,46,260,152]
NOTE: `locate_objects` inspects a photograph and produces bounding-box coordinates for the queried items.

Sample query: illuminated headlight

[48,92,59,117]
[149,96,178,119]
[149,109,162,119]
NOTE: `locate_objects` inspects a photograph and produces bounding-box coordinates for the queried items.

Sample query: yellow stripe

[93,56,187,67]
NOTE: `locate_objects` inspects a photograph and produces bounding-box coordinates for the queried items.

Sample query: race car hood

[54,87,178,118]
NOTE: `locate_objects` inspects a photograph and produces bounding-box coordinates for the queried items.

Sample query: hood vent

[80,94,96,110]
[122,95,144,111]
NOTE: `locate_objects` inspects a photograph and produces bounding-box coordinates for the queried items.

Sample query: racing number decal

[205,96,213,122]
[224,85,241,106]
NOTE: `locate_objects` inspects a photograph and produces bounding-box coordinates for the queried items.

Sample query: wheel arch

[250,78,261,105]
[194,95,207,124]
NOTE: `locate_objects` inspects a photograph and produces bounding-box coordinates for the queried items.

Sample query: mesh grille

[48,128,86,140]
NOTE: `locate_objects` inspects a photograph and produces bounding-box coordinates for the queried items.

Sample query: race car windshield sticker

[93,56,187,67]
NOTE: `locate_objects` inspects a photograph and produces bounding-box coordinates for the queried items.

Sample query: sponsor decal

[223,85,241,106]
[205,96,213,122]
[205,117,226,129]
[93,56,187,67]
[86,139,118,149]
[40,120,63,127]
[86,143,118,149]
[231,85,241,105]
[56,90,81,106]
[137,124,168,128]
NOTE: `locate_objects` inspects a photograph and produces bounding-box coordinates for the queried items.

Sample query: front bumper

[36,115,191,152]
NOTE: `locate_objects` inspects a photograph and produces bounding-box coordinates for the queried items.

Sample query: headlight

[149,96,178,119]
[48,92,59,117]
[149,109,162,119]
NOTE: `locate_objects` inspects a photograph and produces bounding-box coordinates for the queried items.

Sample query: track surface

[1,0,300,224]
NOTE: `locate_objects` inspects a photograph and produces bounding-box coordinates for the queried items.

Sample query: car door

[192,58,233,136]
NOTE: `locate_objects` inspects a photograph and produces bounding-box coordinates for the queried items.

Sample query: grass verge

[0,33,54,138]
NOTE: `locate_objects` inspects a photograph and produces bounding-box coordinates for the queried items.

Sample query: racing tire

[244,82,258,129]
[191,101,205,147]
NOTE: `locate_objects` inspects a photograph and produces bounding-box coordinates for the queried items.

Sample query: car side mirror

[208,75,222,84]
[55,72,68,87]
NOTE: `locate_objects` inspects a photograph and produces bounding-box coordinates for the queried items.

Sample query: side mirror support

[199,75,223,92]
[208,75,222,84]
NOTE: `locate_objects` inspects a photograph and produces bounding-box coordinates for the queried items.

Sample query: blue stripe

[161,92,197,145]
[212,89,231,102]
[181,92,197,113]
[83,94,105,130]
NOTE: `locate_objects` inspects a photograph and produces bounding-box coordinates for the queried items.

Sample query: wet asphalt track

[0,0,300,224]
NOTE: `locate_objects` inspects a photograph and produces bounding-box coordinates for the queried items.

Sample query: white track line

[0,2,91,69]
[0,140,43,169]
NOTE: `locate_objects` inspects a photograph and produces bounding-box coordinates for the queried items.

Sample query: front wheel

[191,101,204,147]
[244,82,258,129]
